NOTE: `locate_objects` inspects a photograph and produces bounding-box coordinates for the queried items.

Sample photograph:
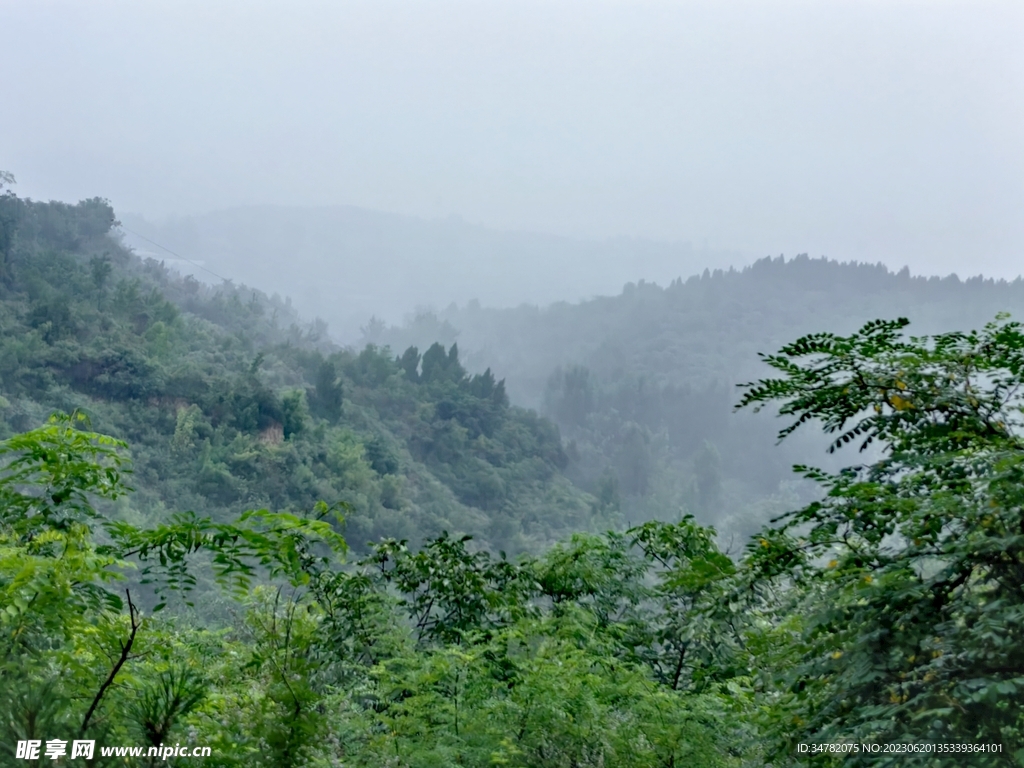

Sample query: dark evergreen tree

[312,359,343,422]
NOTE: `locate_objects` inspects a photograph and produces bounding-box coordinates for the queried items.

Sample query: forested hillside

[0,189,596,554]
[5,307,1023,765]
[371,260,1024,539]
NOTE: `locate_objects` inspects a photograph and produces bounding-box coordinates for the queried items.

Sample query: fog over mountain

[4,0,1023,290]
[119,206,745,340]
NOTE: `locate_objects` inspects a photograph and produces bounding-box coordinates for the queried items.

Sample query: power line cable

[118,224,230,283]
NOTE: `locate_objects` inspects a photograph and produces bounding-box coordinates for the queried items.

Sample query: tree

[545,365,595,428]
[693,440,723,512]
[0,171,21,281]
[281,389,309,438]
[0,413,350,761]
[420,342,466,384]
[311,358,343,422]
[398,345,421,382]
[738,316,1024,763]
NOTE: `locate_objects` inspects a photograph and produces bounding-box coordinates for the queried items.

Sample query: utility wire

[118,224,229,283]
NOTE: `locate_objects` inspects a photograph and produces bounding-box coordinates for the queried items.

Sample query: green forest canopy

[3,316,1023,766]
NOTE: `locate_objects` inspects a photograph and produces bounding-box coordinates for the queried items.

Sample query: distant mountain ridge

[120,204,745,342]
[366,255,1024,541]
[373,255,1024,407]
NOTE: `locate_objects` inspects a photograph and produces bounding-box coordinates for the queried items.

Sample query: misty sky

[3,1,1022,280]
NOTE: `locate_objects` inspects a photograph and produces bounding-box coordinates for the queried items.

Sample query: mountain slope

[0,191,596,553]
[371,256,1024,538]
